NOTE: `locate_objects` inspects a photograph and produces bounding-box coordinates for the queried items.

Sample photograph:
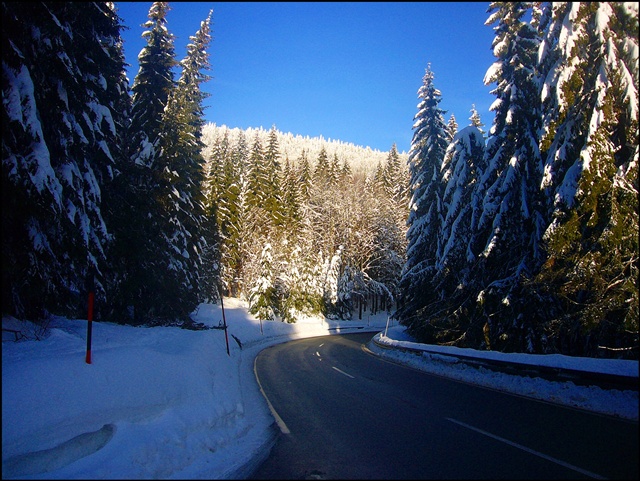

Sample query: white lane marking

[446,418,606,480]
[316,351,321,357]
[332,366,355,379]
[254,357,291,434]
[319,343,324,347]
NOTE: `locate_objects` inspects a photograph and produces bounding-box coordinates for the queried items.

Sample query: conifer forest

[2,2,638,359]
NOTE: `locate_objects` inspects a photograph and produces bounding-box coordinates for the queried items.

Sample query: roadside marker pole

[86,290,94,364]
[219,292,230,356]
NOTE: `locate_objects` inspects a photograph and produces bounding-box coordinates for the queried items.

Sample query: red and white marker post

[85,275,94,364]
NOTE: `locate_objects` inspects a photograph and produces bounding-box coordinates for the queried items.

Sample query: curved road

[251,332,638,480]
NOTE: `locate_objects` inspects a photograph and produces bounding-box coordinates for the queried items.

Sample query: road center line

[332,366,355,379]
[446,418,606,480]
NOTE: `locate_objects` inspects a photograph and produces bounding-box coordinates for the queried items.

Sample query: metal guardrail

[372,335,639,392]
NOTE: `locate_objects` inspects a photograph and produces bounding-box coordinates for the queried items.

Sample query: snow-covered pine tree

[276,244,323,322]
[372,160,385,193]
[467,1,546,352]
[233,128,249,176]
[240,132,277,295]
[263,125,284,228]
[2,2,129,319]
[538,2,638,220]
[296,149,312,204]
[430,126,486,337]
[161,10,213,309]
[200,128,227,302]
[111,1,187,324]
[329,153,341,187]
[322,245,344,319]
[336,264,355,320]
[281,155,303,236]
[446,114,459,142]
[469,104,485,136]
[277,244,301,323]
[208,130,232,236]
[307,144,346,262]
[119,1,175,323]
[382,143,409,208]
[340,157,353,184]
[246,132,269,219]
[249,243,276,322]
[287,245,325,320]
[363,143,408,308]
[529,2,639,357]
[128,2,176,169]
[313,145,331,186]
[210,130,251,297]
[396,64,450,340]
[97,2,135,318]
[369,203,407,312]
[205,129,230,225]
[200,185,221,304]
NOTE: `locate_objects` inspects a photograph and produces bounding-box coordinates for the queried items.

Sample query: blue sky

[115,2,497,153]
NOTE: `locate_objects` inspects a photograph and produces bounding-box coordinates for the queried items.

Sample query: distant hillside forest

[199,123,410,323]
[2,2,638,359]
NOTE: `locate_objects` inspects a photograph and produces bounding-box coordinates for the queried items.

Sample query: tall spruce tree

[296,149,312,203]
[109,2,178,323]
[313,145,331,186]
[396,64,450,340]
[469,104,485,135]
[216,130,251,297]
[278,245,323,322]
[446,114,459,142]
[340,158,353,184]
[112,1,214,324]
[205,128,232,299]
[466,1,546,352]
[2,2,129,320]
[160,10,213,311]
[281,156,302,236]
[246,132,271,235]
[429,126,486,342]
[322,245,344,318]
[369,144,408,308]
[128,2,176,169]
[382,143,408,208]
[529,2,639,357]
[263,125,284,228]
[249,243,276,321]
[329,153,341,186]
[373,161,385,193]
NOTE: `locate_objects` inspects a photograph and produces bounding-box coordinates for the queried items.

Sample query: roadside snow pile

[2,299,388,479]
[2,301,637,480]
[369,326,639,421]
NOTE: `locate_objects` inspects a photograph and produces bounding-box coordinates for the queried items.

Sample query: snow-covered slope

[2,300,637,479]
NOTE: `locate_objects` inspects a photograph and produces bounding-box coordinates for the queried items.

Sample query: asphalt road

[251,332,639,480]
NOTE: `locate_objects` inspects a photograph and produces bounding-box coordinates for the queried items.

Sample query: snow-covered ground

[2,298,638,479]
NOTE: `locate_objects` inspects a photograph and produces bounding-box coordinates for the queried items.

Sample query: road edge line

[253,355,291,435]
